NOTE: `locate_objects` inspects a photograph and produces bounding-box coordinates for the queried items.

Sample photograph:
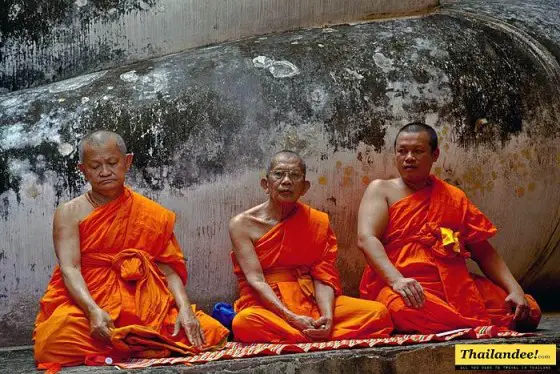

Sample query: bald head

[266,150,306,176]
[78,130,127,162]
[394,122,438,152]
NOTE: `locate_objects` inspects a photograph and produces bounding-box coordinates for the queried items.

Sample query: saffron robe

[359,176,541,333]
[232,203,393,343]
[33,188,228,368]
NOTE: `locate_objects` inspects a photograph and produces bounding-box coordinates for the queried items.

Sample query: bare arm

[157,262,205,348]
[470,240,529,320]
[357,181,404,284]
[229,216,315,331]
[303,280,335,340]
[53,203,114,340]
[356,181,424,308]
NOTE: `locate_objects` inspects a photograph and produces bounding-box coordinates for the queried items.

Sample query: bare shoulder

[228,204,262,233]
[364,178,396,196]
[55,194,93,225]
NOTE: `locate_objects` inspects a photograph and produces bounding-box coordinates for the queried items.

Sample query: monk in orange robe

[33,131,228,369]
[229,150,393,343]
[358,122,541,334]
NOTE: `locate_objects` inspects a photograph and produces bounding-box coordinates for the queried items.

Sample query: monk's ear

[432,148,440,162]
[301,180,311,196]
[260,177,270,194]
[124,153,134,170]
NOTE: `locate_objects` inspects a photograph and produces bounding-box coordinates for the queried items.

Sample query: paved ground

[1,314,558,373]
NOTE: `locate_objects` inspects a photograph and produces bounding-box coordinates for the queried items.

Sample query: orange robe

[33,187,228,368]
[359,176,541,334]
[232,202,393,343]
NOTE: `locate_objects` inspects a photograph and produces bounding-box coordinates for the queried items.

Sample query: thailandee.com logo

[455,344,556,370]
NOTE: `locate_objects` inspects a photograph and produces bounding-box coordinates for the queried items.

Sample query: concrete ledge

[2,315,558,373]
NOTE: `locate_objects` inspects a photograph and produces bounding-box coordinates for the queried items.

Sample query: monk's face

[261,155,310,204]
[78,139,133,193]
[395,131,439,181]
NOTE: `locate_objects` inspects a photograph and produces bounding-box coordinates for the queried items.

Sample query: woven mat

[104,326,530,369]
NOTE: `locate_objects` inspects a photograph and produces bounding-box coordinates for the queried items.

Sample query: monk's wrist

[85,304,101,319]
[282,309,296,321]
[386,275,403,288]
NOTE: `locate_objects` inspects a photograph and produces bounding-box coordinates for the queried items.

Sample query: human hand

[286,312,316,331]
[88,307,115,342]
[505,290,529,321]
[391,277,425,308]
[173,307,206,349]
[302,316,333,341]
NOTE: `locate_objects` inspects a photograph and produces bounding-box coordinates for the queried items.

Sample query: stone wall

[0,0,559,346]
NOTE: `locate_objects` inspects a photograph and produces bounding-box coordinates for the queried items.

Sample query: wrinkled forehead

[395,130,431,147]
[270,154,305,171]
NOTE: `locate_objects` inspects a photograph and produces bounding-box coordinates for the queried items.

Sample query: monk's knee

[385,297,418,328]
[34,308,104,365]
[232,308,264,341]
[34,311,75,362]
[359,299,392,325]
[375,303,393,326]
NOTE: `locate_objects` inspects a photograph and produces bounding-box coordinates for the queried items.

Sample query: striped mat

[100,326,531,369]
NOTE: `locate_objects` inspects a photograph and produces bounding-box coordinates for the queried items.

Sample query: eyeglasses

[268,170,305,181]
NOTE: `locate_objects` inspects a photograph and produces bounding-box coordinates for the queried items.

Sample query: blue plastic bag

[211,302,236,331]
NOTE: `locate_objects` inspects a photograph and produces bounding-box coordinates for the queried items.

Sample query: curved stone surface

[0,0,438,93]
[441,0,560,303]
[0,0,559,345]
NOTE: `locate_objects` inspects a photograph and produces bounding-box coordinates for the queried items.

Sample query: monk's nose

[99,164,111,175]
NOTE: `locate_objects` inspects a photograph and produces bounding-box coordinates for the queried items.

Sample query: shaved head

[266,150,306,175]
[395,122,438,152]
[78,130,127,162]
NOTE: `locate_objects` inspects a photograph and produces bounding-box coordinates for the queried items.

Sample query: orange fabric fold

[33,187,229,368]
[110,322,226,358]
[231,203,393,343]
[359,176,541,333]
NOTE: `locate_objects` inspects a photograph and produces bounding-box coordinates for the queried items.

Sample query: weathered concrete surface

[1,0,560,346]
[442,0,560,314]
[1,314,559,373]
[0,0,439,93]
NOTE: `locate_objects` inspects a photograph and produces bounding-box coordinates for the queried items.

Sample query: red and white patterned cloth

[89,326,531,369]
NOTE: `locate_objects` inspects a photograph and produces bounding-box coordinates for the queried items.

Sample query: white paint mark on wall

[58,143,75,156]
[373,53,394,73]
[252,56,273,69]
[48,71,106,93]
[75,0,88,7]
[136,69,170,99]
[120,70,139,83]
[344,68,364,80]
[269,61,300,78]
[252,56,300,78]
